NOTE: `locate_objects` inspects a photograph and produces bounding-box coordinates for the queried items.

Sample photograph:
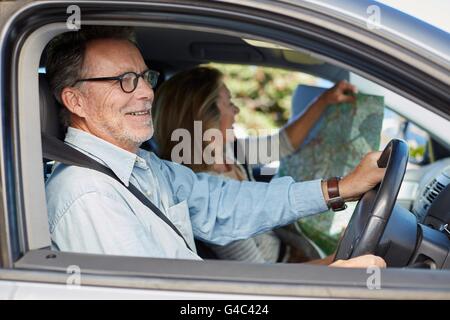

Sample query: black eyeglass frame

[74,69,159,93]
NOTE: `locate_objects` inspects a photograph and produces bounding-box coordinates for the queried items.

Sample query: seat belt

[41,133,194,252]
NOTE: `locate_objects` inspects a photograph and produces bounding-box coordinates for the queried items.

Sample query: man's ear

[60,87,87,118]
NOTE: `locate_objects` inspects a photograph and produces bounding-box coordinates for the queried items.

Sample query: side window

[211,65,447,259]
[207,64,449,261]
[381,108,430,166]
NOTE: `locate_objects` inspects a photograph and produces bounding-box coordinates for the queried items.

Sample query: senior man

[45,27,386,268]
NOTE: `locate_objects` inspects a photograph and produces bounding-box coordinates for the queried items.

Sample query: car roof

[135,27,349,82]
[280,0,449,65]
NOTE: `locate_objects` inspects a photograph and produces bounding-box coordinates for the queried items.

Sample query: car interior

[37,25,450,269]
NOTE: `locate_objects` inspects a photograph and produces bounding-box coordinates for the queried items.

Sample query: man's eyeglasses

[75,69,160,93]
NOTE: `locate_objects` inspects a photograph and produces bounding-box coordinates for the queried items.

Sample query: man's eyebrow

[113,66,149,75]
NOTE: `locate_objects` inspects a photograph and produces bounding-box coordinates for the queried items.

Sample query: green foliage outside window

[208,63,319,132]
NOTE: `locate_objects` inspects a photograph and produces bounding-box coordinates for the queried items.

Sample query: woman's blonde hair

[153,66,224,172]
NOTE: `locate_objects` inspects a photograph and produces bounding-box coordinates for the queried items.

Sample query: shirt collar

[64,127,148,186]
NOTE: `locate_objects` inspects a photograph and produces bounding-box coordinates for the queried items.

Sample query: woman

[153,66,356,263]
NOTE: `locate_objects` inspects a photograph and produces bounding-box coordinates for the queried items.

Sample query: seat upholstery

[39,73,65,140]
[40,73,66,181]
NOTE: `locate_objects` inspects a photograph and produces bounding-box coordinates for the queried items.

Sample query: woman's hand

[283,80,358,150]
[319,80,358,105]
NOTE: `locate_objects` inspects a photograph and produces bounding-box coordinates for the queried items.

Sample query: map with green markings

[278,93,384,254]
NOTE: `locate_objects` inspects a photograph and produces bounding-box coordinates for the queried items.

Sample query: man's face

[75,38,154,151]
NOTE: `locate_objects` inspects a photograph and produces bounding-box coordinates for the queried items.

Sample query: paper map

[278,93,384,254]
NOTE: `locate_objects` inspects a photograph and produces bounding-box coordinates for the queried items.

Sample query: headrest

[39,73,65,140]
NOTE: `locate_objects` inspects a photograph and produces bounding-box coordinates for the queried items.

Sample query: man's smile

[125,110,150,116]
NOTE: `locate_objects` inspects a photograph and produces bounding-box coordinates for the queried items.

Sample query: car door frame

[0,0,449,299]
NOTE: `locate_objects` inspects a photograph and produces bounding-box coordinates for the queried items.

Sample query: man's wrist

[322,177,351,211]
[338,176,354,201]
[321,180,329,202]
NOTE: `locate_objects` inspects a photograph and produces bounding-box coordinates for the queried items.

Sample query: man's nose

[134,76,154,101]
[234,104,240,115]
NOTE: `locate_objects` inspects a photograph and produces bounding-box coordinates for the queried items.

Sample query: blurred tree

[208,63,319,134]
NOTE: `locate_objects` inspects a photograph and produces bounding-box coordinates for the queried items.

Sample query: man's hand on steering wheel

[321,151,386,203]
[341,151,387,201]
[330,254,387,268]
[320,151,388,269]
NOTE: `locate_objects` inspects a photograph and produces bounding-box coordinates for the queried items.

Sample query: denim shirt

[45,127,328,260]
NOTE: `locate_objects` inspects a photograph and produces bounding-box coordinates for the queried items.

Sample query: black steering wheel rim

[334,139,409,261]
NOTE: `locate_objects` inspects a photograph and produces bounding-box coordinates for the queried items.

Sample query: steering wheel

[334,139,409,261]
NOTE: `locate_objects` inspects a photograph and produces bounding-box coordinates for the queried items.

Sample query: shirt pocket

[166,200,197,253]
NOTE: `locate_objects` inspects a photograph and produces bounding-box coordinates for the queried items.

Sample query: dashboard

[410,159,450,224]
[398,158,450,269]
[396,158,450,221]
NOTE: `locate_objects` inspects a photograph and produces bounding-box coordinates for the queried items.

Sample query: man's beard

[99,112,154,149]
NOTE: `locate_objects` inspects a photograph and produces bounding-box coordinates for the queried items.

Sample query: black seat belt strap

[42,133,194,252]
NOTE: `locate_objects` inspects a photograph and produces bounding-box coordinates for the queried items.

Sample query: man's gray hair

[45,26,137,127]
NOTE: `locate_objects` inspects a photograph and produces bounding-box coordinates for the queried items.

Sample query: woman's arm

[283,80,357,150]
[233,80,358,166]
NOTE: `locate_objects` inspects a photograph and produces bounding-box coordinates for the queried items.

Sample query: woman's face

[217,84,240,142]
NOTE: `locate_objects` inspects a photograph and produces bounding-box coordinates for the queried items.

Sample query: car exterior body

[0,0,449,299]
